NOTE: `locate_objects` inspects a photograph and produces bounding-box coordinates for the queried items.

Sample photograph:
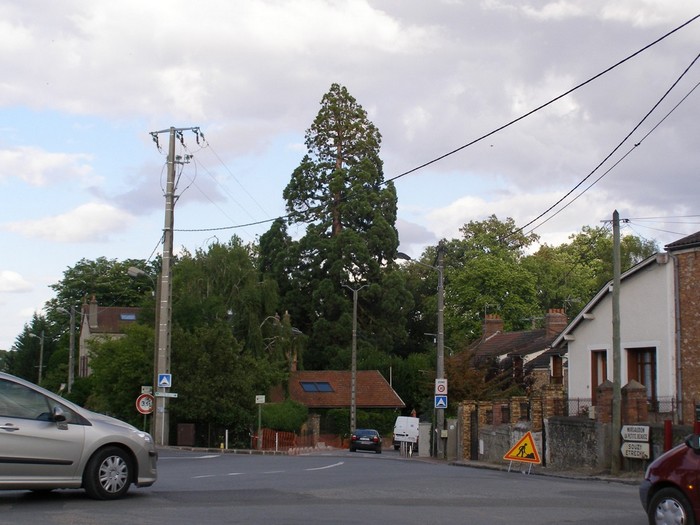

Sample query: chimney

[545,308,567,338]
[483,314,504,338]
[89,295,99,330]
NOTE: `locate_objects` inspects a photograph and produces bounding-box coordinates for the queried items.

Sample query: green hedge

[261,400,309,432]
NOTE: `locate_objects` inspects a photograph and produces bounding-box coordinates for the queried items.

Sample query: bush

[261,400,308,432]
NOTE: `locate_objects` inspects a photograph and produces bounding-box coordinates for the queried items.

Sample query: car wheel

[375,448,382,454]
[648,487,695,525]
[83,446,132,500]
[349,447,356,452]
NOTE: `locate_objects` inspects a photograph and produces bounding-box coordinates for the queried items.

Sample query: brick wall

[676,250,700,423]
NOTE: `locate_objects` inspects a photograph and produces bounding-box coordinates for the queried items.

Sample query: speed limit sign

[435,379,448,395]
[136,393,155,415]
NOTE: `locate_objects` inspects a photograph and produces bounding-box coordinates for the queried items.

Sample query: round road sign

[136,393,155,415]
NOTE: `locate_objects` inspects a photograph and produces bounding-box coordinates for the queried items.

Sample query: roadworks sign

[503,431,541,464]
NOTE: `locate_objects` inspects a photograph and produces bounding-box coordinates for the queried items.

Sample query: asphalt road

[0,448,647,524]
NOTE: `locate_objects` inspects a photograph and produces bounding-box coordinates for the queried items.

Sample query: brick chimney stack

[545,308,567,338]
[483,314,504,338]
[89,295,99,330]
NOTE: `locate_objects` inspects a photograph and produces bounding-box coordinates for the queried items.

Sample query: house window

[591,350,607,404]
[627,347,657,402]
[300,381,333,392]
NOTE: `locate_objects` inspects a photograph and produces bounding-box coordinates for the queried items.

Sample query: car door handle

[0,423,20,432]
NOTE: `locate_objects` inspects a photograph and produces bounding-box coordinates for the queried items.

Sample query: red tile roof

[82,304,141,334]
[274,370,405,409]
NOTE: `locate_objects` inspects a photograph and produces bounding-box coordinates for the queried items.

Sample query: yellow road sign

[503,431,541,464]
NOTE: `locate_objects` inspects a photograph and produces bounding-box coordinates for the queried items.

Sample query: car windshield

[355,429,377,437]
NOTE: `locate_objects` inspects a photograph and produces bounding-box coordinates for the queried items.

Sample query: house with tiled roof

[467,309,568,389]
[551,253,675,414]
[270,370,405,409]
[78,296,141,377]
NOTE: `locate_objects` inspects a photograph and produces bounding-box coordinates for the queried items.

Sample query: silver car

[0,372,157,499]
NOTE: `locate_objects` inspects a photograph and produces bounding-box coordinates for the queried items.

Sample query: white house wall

[567,257,676,401]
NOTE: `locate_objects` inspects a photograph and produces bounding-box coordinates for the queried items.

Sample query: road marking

[193,474,217,479]
[227,472,244,476]
[160,454,220,460]
[263,470,285,474]
[305,462,344,471]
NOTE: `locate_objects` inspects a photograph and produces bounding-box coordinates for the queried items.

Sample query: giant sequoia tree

[279,83,409,369]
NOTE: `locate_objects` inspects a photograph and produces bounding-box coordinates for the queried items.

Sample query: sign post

[136,393,155,432]
[256,395,265,450]
[621,425,650,459]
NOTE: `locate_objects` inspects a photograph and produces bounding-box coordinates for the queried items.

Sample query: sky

[1,1,699,351]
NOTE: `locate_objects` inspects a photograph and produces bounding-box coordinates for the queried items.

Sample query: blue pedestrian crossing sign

[158,374,172,388]
[435,395,448,409]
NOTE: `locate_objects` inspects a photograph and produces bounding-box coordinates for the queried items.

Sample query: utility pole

[343,283,368,433]
[149,126,202,446]
[436,243,446,459]
[611,210,622,474]
[397,244,446,459]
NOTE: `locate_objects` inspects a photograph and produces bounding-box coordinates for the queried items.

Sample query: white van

[392,416,419,450]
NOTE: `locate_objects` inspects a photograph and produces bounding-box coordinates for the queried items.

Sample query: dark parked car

[0,372,157,499]
[640,434,700,524]
[349,429,382,454]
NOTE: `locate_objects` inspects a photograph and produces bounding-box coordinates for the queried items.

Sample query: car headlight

[133,430,153,443]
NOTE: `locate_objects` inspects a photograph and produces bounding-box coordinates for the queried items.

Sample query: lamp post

[56,306,76,393]
[28,330,45,384]
[127,266,161,441]
[397,247,445,458]
[343,283,368,433]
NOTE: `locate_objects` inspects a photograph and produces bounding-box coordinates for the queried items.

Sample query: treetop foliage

[6,83,666,442]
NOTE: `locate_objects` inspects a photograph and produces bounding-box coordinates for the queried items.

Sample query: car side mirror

[685,434,700,451]
[52,405,67,423]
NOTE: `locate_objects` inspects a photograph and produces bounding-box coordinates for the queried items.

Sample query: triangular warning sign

[503,431,541,464]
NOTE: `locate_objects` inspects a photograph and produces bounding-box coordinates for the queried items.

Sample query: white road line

[227,473,244,476]
[193,474,217,479]
[160,454,221,460]
[305,462,344,471]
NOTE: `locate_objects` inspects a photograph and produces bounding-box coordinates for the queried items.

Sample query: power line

[520,59,700,237]
[384,13,700,185]
[171,14,700,236]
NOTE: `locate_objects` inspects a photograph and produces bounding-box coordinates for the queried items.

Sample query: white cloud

[0,147,93,186]
[0,271,32,293]
[2,203,134,242]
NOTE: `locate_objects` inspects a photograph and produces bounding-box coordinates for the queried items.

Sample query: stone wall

[456,382,668,472]
[545,416,609,470]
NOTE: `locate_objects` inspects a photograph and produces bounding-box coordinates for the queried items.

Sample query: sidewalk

[447,458,644,485]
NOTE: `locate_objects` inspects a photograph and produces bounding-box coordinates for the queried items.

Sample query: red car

[640,434,700,524]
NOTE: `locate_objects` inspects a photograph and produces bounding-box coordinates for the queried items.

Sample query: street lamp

[397,248,446,458]
[127,266,164,444]
[56,306,76,393]
[343,283,368,433]
[128,267,155,294]
[28,330,45,384]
